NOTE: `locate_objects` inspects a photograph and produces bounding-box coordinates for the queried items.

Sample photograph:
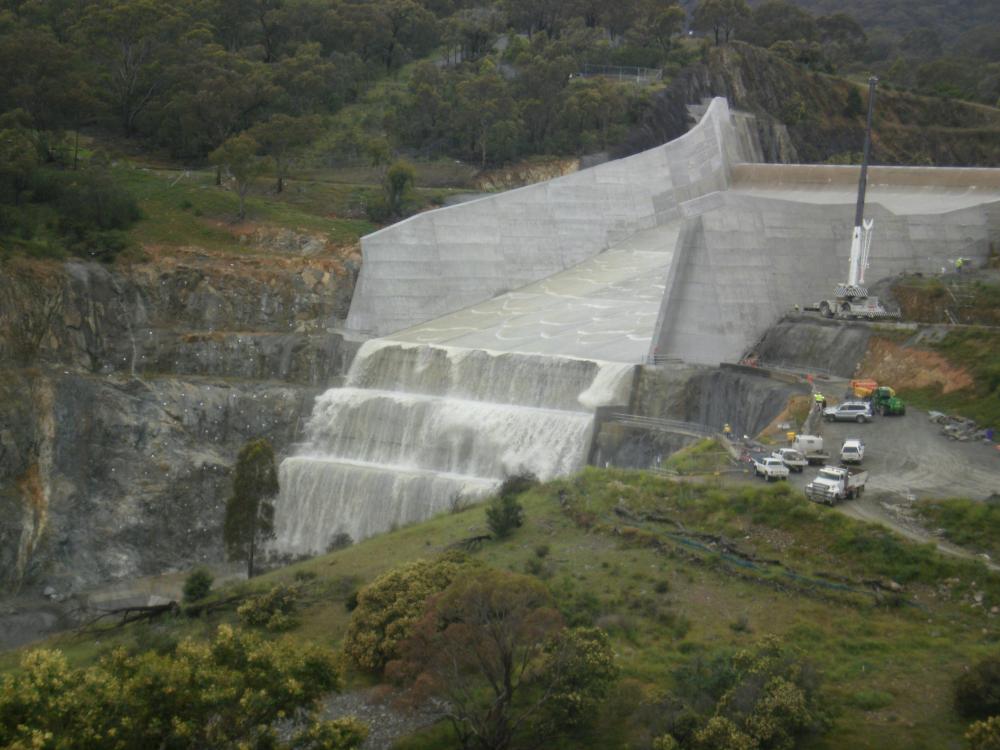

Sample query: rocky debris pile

[928,412,996,443]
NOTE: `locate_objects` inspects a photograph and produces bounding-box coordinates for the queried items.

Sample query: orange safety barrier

[850,379,878,398]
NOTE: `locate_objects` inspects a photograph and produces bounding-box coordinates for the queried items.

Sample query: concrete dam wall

[273,98,1000,556]
[346,98,758,337]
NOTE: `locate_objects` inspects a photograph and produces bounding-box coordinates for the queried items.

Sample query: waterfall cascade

[273,340,634,555]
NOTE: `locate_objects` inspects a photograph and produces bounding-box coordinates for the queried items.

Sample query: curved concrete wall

[347,98,757,337]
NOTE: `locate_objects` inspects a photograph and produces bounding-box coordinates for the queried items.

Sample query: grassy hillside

[7,469,997,749]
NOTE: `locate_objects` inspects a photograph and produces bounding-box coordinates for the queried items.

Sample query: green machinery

[872,386,906,416]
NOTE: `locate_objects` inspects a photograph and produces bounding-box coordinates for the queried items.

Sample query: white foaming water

[273,342,634,555]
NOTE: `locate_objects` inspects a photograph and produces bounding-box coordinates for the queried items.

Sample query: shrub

[237,585,300,632]
[327,531,354,553]
[182,567,214,603]
[956,654,1000,719]
[729,614,751,633]
[535,543,550,558]
[0,626,363,749]
[343,555,471,673]
[487,494,524,539]
[967,716,1000,750]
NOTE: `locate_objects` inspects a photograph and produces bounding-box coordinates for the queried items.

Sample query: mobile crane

[808,77,898,320]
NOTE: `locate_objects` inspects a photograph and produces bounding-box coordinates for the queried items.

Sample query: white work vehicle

[771,447,807,472]
[840,439,865,464]
[790,435,830,465]
[805,466,868,505]
[752,456,790,481]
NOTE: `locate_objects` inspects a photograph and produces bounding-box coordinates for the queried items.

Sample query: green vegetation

[901,327,1000,428]
[224,438,279,580]
[955,653,1000,720]
[236,584,301,632]
[486,473,536,538]
[343,555,470,674]
[917,499,1000,560]
[388,570,619,750]
[181,567,214,604]
[0,625,366,749]
[664,439,733,475]
[8,469,999,749]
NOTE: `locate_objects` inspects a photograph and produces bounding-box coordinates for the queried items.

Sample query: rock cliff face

[0,245,359,597]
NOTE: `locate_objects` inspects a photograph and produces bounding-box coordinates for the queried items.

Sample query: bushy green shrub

[182,567,214,603]
[486,473,536,539]
[0,625,364,749]
[237,585,300,632]
[956,654,1000,719]
[487,494,524,539]
[343,555,471,673]
[966,716,1000,750]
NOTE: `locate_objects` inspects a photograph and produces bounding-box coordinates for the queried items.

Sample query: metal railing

[609,413,715,438]
[579,63,663,83]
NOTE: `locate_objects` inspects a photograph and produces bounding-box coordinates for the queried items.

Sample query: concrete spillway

[274,343,632,554]
[273,98,1000,555]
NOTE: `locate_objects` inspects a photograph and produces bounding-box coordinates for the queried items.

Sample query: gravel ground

[321,688,445,750]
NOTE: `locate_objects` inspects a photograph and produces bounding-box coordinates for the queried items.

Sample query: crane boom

[846,76,877,291]
[808,75,898,319]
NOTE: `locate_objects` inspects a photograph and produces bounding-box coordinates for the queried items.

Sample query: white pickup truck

[840,439,865,464]
[752,455,790,481]
[805,466,868,505]
[771,447,807,473]
[790,435,830,465]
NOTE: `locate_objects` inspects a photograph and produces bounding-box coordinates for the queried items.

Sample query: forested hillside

[1,0,999,266]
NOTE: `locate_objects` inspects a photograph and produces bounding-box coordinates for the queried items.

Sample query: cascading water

[273,340,634,555]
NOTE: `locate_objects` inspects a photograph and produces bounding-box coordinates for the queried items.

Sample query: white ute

[771,447,807,472]
[805,466,868,505]
[840,439,865,464]
[752,456,790,481]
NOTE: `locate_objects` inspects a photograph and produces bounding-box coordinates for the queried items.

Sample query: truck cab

[806,466,868,505]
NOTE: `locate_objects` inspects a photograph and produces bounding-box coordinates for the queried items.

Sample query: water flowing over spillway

[274,340,634,555]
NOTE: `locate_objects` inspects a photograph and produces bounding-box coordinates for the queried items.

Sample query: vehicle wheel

[847,489,855,500]
[856,415,865,423]
[820,301,833,318]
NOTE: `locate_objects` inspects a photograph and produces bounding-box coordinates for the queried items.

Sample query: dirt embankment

[859,337,974,394]
[891,271,1000,326]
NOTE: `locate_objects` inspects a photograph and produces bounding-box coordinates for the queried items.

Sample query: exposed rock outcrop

[0,246,360,598]
[619,43,1000,167]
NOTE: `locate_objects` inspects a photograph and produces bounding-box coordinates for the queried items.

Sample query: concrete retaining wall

[651,193,998,366]
[347,98,757,337]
